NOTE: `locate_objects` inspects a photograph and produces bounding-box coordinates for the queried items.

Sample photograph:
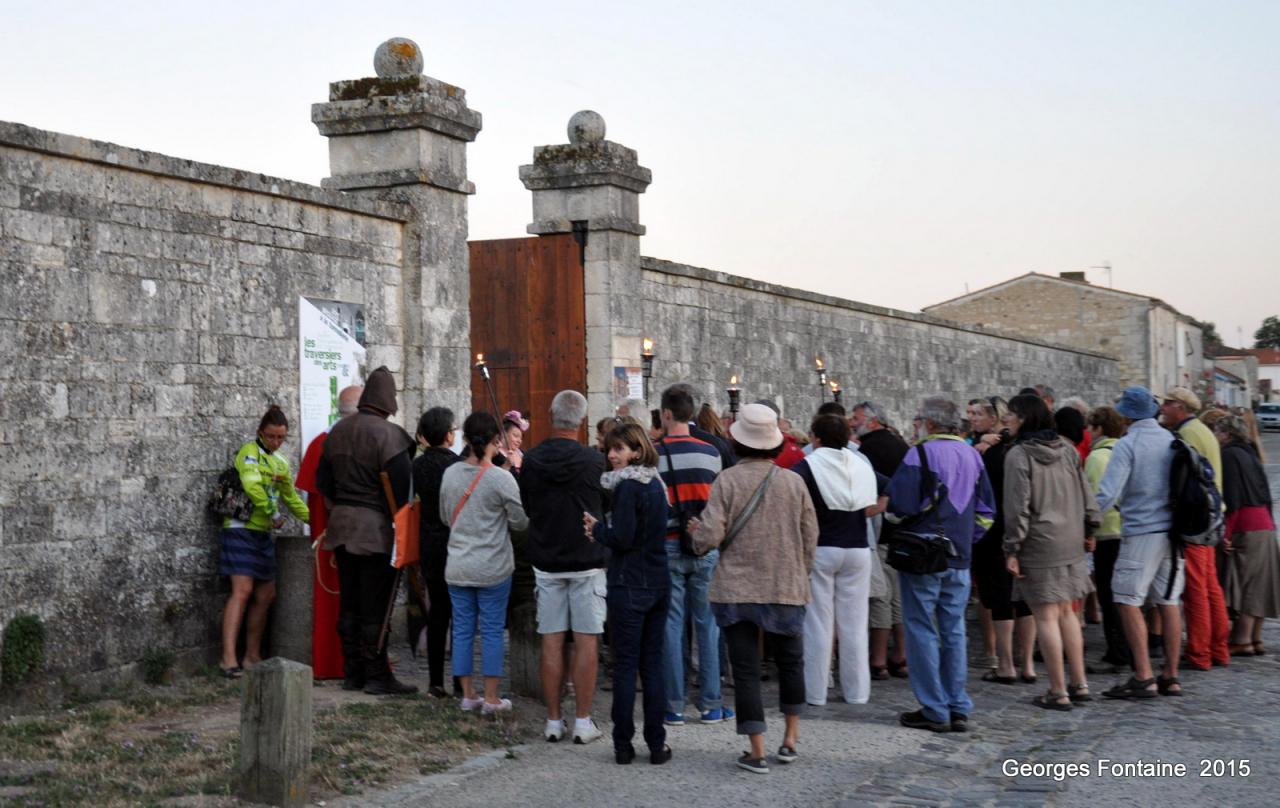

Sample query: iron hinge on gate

[571,220,588,264]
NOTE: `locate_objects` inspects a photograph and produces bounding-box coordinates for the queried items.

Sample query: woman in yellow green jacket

[218,405,310,677]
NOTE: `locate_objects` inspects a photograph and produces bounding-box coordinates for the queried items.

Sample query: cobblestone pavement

[341,434,1280,808]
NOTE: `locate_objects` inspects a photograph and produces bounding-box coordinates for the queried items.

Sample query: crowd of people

[214,369,1277,775]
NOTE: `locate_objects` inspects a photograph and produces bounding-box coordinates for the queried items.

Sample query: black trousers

[335,546,397,677]
[609,587,669,753]
[1093,539,1132,667]
[421,558,454,688]
[724,621,805,736]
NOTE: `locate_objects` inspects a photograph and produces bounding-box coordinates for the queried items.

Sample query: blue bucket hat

[1115,385,1158,420]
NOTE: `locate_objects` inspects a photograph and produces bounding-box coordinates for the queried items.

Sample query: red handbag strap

[450,466,489,527]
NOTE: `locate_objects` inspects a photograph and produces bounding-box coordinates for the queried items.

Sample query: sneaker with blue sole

[699,707,735,724]
[663,712,685,726]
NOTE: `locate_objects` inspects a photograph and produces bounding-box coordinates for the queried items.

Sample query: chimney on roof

[1059,271,1087,283]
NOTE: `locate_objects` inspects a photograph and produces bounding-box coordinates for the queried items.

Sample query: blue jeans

[899,567,973,723]
[664,544,722,713]
[448,577,512,678]
[608,586,669,753]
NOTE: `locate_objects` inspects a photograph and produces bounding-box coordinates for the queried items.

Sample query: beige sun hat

[1162,386,1201,412]
[729,402,784,450]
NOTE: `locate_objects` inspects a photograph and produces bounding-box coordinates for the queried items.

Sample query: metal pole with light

[474,353,511,453]
[641,338,655,404]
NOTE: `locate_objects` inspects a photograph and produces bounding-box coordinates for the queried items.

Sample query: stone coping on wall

[640,256,1117,362]
[0,120,412,222]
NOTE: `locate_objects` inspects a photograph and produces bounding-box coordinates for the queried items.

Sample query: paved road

[340,432,1280,808]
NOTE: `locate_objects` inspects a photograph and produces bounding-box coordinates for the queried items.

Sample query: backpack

[208,466,254,522]
[1168,437,1224,548]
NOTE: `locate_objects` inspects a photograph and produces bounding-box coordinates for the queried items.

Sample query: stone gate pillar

[312,38,481,420]
[519,111,651,423]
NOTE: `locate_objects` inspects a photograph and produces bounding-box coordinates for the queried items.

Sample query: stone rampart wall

[0,122,414,679]
[640,258,1120,428]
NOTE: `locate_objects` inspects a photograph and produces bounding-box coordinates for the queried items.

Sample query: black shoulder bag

[885,444,952,575]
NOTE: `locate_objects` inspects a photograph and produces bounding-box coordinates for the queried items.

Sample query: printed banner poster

[613,366,643,403]
[299,296,367,453]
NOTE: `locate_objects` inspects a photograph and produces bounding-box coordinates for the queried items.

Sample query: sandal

[1067,683,1092,703]
[1020,673,1038,684]
[1228,643,1256,657]
[1102,676,1157,699]
[888,660,909,679]
[1156,675,1182,697]
[1254,642,1266,656]
[870,665,890,681]
[981,670,1018,685]
[219,665,244,680]
[1032,691,1072,711]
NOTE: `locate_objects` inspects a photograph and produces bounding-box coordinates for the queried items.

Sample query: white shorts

[535,569,607,634]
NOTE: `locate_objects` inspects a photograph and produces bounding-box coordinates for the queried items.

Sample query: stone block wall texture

[639,259,1119,429]
[0,122,422,679]
[923,274,1150,389]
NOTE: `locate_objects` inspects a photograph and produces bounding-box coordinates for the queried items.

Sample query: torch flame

[475,353,484,362]
[642,338,654,356]
[815,356,825,371]
[730,375,739,386]
[830,379,840,392]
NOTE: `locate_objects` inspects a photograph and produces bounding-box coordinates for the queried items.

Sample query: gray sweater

[440,463,530,588]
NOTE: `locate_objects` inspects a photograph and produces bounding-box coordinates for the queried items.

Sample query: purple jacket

[885,434,996,570]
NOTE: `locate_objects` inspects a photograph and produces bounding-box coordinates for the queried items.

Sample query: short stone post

[267,534,313,666]
[238,657,313,807]
[505,601,542,699]
[519,111,651,423]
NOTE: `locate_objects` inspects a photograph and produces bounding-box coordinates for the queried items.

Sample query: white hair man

[519,390,609,743]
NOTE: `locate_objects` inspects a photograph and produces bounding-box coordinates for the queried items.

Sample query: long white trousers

[803,546,873,705]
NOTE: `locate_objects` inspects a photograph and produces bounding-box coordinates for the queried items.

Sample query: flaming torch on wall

[815,356,828,401]
[641,338,655,404]
[830,379,842,405]
[727,375,741,420]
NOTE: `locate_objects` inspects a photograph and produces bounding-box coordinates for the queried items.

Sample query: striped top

[655,434,722,541]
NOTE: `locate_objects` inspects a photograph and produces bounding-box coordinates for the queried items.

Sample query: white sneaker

[572,719,603,745]
[459,697,484,712]
[544,720,566,742]
[481,698,512,715]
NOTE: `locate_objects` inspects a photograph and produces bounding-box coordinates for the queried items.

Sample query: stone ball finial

[374,38,424,78]
[568,110,606,144]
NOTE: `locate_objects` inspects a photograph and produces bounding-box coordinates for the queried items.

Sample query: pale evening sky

[4,0,1277,349]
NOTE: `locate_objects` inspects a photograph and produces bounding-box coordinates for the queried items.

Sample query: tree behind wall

[1255,316,1280,350]
[1194,320,1223,351]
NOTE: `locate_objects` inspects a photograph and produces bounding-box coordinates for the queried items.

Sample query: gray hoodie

[1002,434,1101,568]
[440,463,530,588]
